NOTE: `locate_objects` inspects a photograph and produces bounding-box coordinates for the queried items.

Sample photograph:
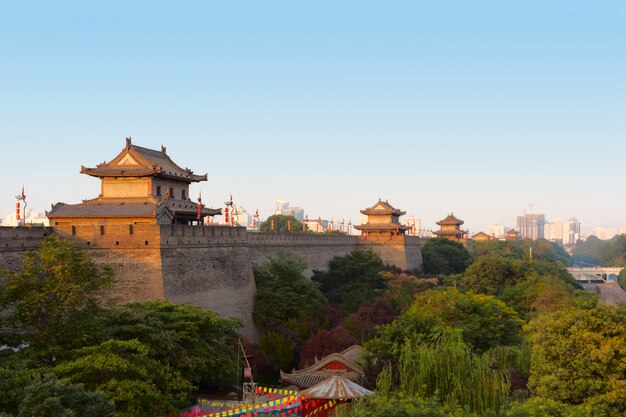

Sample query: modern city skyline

[1,2,625,233]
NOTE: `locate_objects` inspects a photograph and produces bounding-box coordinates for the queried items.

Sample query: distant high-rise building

[517,213,545,240]
[275,199,289,214]
[562,217,581,245]
[274,199,304,221]
[544,217,581,245]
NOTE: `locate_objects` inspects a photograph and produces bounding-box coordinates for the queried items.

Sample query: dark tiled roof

[436,213,464,226]
[48,198,221,219]
[81,138,207,182]
[47,199,163,218]
[472,231,492,239]
[360,200,405,216]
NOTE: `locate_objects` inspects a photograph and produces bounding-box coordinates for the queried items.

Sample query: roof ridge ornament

[161,145,166,154]
[125,137,132,148]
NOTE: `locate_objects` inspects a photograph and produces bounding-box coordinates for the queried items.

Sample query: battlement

[161,225,247,247]
[248,232,359,247]
[50,223,248,249]
[0,226,53,252]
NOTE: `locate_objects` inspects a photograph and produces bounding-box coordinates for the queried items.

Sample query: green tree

[334,396,478,417]
[618,269,626,291]
[572,236,604,266]
[0,235,114,359]
[259,214,306,233]
[253,252,326,329]
[16,375,114,417]
[312,249,386,312]
[460,256,528,296]
[102,301,241,387]
[527,301,626,412]
[396,330,510,415]
[53,339,193,417]
[473,239,572,266]
[421,237,471,275]
[499,275,576,321]
[258,330,296,371]
[368,288,523,362]
[600,235,626,267]
[504,397,603,417]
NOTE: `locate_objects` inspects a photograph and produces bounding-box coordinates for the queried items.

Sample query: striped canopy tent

[299,376,372,417]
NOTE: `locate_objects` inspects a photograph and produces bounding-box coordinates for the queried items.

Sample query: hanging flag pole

[15,185,27,227]
[196,190,203,223]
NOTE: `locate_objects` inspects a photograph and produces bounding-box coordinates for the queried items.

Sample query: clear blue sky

[1,1,625,233]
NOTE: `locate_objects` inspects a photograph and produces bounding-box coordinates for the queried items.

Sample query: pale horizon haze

[1,1,625,234]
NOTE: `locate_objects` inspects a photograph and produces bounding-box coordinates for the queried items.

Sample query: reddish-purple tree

[299,327,357,368]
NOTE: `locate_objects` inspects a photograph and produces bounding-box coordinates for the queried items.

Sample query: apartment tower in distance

[516,213,546,240]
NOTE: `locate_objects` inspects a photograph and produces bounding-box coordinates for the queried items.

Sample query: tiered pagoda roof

[354,200,409,234]
[280,346,364,389]
[47,138,221,224]
[360,200,406,216]
[436,213,464,226]
[80,138,207,182]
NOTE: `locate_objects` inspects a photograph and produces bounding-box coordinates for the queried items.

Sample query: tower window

[181,189,186,200]
[169,188,174,198]
[156,186,161,196]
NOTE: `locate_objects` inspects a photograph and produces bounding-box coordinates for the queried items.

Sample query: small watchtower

[433,213,468,243]
[47,138,221,225]
[354,199,408,237]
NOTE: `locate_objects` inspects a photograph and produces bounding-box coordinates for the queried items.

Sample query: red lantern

[243,367,252,380]
[224,207,229,224]
[15,202,20,221]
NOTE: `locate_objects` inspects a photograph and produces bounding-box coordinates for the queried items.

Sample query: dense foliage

[312,249,386,312]
[253,251,326,329]
[572,235,626,267]
[421,237,472,275]
[340,237,626,416]
[527,301,626,410]
[0,234,114,360]
[0,236,241,416]
[3,232,626,416]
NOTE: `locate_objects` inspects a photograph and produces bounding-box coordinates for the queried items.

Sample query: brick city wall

[0,226,425,339]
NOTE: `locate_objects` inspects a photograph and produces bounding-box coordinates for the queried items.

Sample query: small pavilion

[354,199,408,238]
[472,231,492,241]
[433,213,469,243]
[505,228,521,240]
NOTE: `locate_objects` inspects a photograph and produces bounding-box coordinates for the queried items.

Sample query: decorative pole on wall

[253,209,259,230]
[15,186,26,227]
[196,191,203,224]
[224,194,234,226]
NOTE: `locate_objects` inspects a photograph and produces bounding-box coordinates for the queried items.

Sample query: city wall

[0,226,425,339]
